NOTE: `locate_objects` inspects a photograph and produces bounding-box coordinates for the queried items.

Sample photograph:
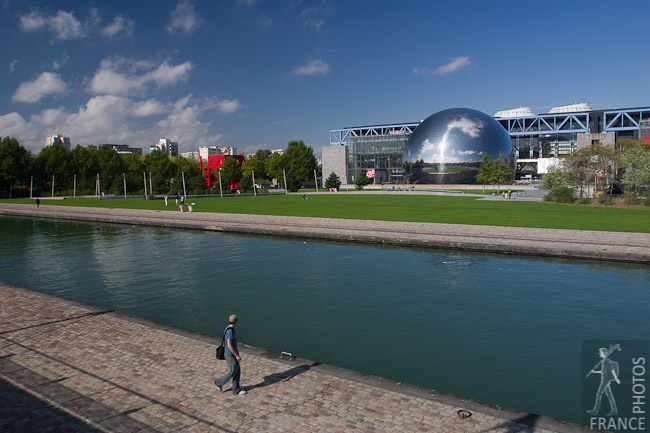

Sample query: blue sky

[2,0,649,156]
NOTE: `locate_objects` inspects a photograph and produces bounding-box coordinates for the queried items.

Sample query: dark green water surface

[1,216,648,424]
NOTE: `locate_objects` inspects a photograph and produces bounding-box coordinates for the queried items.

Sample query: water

[1,216,649,424]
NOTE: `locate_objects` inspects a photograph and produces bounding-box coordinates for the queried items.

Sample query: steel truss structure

[329,107,650,145]
[330,123,419,146]
[495,113,589,136]
[603,108,650,132]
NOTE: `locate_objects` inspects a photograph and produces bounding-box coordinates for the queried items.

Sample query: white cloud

[48,10,84,39]
[216,99,243,114]
[148,62,194,86]
[19,8,101,40]
[166,0,203,34]
[9,60,19,74]
[132,99,167,117]
[0,112,28,137]
[434,56,471,75]
[293,59,330,76]
[88,58,194,95]
[102,15,135,38]
[12,72,67,103]
[19,11,47,30]
[52,52,70,71]
[413,56,472,76]
[203,97,243,114]
[157,95,219,149]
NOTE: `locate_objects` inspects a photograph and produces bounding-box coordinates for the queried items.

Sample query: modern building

[45,134,71,151]
[326,103,650,184]
[198,145,237,161]
[98,144,142,155]
[199,154,246,189]
[181,151,200,160]
[150,138,178,157]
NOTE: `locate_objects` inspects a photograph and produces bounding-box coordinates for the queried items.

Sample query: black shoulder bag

[215,327,229,360]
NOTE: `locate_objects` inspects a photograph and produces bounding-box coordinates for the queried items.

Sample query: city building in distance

[325,103,650,185]
[150,138,178,157]
[198,145,238,161]
[89,144,142,155]
[45,134,71,151]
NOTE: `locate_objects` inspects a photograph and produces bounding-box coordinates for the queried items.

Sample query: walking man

[215,314,247,395]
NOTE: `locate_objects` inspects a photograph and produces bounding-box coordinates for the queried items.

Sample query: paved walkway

[1,203,650,263]
[0,282,587,433]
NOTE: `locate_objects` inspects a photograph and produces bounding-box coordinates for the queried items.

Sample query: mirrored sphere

[404,108,513,184]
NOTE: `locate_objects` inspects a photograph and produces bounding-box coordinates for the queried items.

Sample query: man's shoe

[236,390,247,395]
[214,381,223,392]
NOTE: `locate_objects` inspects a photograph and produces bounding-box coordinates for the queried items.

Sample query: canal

[1,215,648,424]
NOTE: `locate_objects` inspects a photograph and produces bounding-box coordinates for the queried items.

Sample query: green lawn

[3,194,650,232]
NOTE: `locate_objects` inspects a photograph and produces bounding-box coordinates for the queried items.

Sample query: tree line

[0,137,318,198]
[540,140,650,204]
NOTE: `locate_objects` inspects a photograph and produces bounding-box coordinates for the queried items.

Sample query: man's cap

[229,314,238,323]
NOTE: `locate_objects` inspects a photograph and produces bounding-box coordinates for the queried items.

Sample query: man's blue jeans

[216,355,241,393]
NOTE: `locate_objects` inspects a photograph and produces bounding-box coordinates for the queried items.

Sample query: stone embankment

[0,282,586,432]
[1,203,650,263]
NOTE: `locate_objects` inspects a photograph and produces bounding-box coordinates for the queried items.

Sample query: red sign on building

[366,169,375,179]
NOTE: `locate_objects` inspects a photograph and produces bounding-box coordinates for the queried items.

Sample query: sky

[2,0,650,157]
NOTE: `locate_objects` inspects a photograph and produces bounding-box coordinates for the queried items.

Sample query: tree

[33,143,70,194]
[325,172,341,190]
[220,156,243,190]
[619,147,650,193]
[96,146,125,193]
[283,140,317,180]
[0,137,32,197]
[241,150,271,179]
[144,150,174,193]
[475,154,493,193]
[69,145,99,194]
[540,165,568,191]
[284,170,301,192]
[475,153,512,193]
[266,152,285,181]
[355,171,371,190]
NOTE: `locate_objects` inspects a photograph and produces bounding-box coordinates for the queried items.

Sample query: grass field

[3,193,650,233]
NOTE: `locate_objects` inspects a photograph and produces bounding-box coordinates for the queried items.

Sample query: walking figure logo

[586,344,622,416]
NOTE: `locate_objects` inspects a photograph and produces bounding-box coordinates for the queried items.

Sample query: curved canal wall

[1,203,650,263]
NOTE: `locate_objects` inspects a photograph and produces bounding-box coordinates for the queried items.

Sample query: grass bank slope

[4,194,649,233]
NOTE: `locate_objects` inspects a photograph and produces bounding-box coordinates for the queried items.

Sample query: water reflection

[1,216,649,425]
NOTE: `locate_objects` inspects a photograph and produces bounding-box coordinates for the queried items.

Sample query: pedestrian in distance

[164,196,168,206]
[35,197,40,208]
[215,314,247,395]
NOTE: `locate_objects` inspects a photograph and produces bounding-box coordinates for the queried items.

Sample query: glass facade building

[346,134,406,184]
[329,105,650,184]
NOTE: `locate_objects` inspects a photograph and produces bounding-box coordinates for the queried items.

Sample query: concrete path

[1,203,649,263]
[0,282,587,433]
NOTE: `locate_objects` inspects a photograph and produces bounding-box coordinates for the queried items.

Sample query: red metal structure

[199,155,246,189]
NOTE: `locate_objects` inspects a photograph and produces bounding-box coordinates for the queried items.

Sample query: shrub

[325,172,342,190]
[624,190,638,205]
[598,193,613,205]
[238,176,254,193]
[551,186,575,203]
[578,197,591,205]
[543,193,554,202]
[355,172,371,190]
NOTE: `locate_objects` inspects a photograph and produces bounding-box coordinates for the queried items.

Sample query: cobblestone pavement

[0,283,589,433]
[1,203,649,263]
